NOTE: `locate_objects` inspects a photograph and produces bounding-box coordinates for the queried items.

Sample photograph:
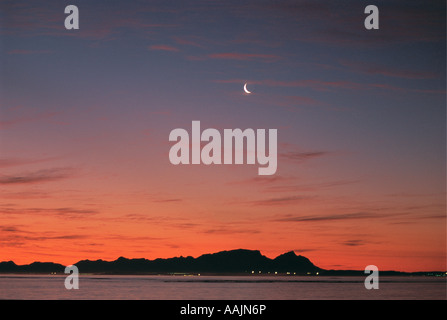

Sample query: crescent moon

[243,83,252,94]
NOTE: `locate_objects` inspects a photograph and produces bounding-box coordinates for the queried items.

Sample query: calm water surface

[0,275,445,300]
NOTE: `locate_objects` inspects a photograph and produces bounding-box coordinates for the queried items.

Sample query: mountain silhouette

[0,249,443,275]
[0,260,65,273]
[0,249,320,275]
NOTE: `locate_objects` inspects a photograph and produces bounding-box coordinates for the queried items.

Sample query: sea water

[0,275,445,300]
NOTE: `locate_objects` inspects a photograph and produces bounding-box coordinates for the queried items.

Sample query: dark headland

[0,249,445,276]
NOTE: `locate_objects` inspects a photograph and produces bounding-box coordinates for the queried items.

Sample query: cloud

[228,176,359,195]
[342,239,365,247]
[263,179,359,193]
[201,227,260,235]
[149,44,179,52]
[0,111,59,129]
[248,195,310,206]
[172,35,207,48]
[215,78,362,91]
[40,207,99,216]
[291,1,445,46]
[8,49,52,55]
[228,175,294,186]
[207,52,281,62]
[0,1,177,41]
[0,167,74,185]
[0,225,23,233]
[103,234,166,242]
[340,60,439,80]
[0,233,88,247]
[0,190,53,199]
[215,78,445,94]
[280,151,330,162]
[152,198,182,203]
[214,79,327,111]
[0,206,99,219]
[293,248,318,253]
[34,234,88,240]
[282,95,322,107]
[274,212,377,222]
[0,224,89,247]
[420,214,446,220]
[0,156,60,168]
[120,214,198,230]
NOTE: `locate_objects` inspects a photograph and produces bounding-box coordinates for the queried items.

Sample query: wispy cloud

[37,207,98,216]
[340,60,439,80]
[290,2,445,46]
[0,224,89,247]
[342,239,365,247]
[0,111,59,129]
[282,95,322,107]
[120,214,198,230]
[201,227,260,235]
[293,248,318,253]
[215,78,445,94]
[0,206,99,218]
[103,234,167,242]
[172,36,206,48]
[280,151,330,162]
[273,212,377,222]
[0,225,24,233]
[215,78,364,92]
[248,195,311,206]
[0,156,60,168]
[0,167,74,185]
[207,52,281,62]
[8,49,52,55]
[1,233,88,247]
[149,44,179,52]
[152,198,182,203]
[263,179,359,193]
[228,175,294,186]
[0,2,177,40]
[0,190,53,199]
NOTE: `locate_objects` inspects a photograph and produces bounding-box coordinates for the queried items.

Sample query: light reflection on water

[0,275,445,300]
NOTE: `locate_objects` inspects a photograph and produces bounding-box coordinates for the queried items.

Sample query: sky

[0,0,445,272]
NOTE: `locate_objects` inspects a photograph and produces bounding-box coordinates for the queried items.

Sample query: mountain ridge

[0,249,319,274]
[0,249,445,276]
